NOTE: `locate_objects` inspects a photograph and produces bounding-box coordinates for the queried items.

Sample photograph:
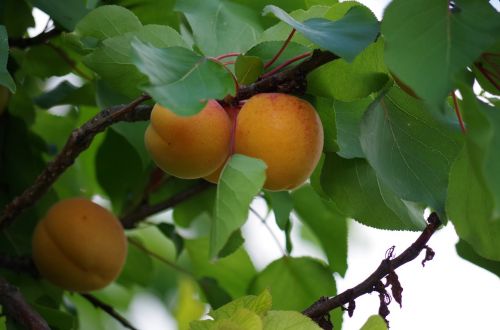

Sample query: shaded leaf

[308,38,388,101]
[321,153,426,231]
[235,55,263,85]
[249,256,336,311]
[176,0,263,56]
[211,154,266,257]
[267,191,293,230]
[0,26,15,92]
[382,0,500,104]
[456,239,500,278]
[360,87,463,213]
[292,185,348,275]
[131,42,235,116]
[75,5,142,45]
[85,24,187,98]
[263,5,379,61]
[185,238,257,298]
[30,0,90,30]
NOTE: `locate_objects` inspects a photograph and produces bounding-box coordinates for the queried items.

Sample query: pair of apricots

[145,93,324,191]
[31,93,323,293]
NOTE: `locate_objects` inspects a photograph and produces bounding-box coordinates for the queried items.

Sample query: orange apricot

[145,101,232,179]
[32,198,127,292]
[234,93,323,191]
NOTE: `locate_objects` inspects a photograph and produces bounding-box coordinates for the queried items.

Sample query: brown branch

[80,293,138,330]
[8,28,62,49]
[302,212,441,328]
[0,276,50,330]
[0,96,152,230]
[121,180,211,229]
[0,254,38,277]
[228,49,339,104]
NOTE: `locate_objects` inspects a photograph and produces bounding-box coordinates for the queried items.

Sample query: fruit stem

[223,61,236,66]
[214,52,241,61]
[264,28,296,69]
[261,51,313,79]
[452,91,466,134]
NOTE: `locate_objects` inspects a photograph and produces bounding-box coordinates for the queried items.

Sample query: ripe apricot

[234,93,323,191]
[145,100,232,179]
[32,198,127,292]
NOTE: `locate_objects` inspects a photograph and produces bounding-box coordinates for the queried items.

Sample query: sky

[28,1,500,329]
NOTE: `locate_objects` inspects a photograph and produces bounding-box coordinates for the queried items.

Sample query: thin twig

[260,51,312,79]
[249,207,287,256]
[264,29,297,69]
[0,276,50,330]
[302,213,441,327]
[80,293,138,330]
[214,52,241,61]
[128,238,194,278]
[0,95,152,230]
[121,181,211,229]
[8,28,62,49]
[451,92,466,134]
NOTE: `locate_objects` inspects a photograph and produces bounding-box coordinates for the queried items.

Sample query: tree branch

[0,276,50,330]
[121,180,211,229]
[0,96,152,230]
[228,49,339,104]
[80,293,138,330]
[0,254,38,277]
[8,28,62,49]
[302,212,441,328]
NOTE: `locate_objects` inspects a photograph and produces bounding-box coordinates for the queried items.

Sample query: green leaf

[131,42,235,116]
[307,38,389,101]
[175,278,206,330]
[95,129,148,212]
[245,41,309,71]
[75,5,142,44]
[263,311,321,330]
[20,44,73,78]
[263,5,379,61]
[210,290,272,320]
[85,24,187,98]
[116,238,155,286]
[334,97,373,159]
[107,0,179,28]
[456,239,500,278]
[311,97,337,153]
[1,0,35,38]
[34,81,95,108]
[0,26,15,92]
[472,42,500,95]
[157,223,184,258]
[321,153,426,231]
[292,185,347,275]
[176,0,263,56]
[111,121,150,170]
[267,191,293,230]
[446,85,500,261]
[198,277,233,310]
[33,305,76,330]
[211,154,266,258]
[360,315,388,330]
[185,238,257,298]
[382,0,500,105]
[235,55,263,85]
[249,256,336,311]
[29,0,90,30]
[173,186,216,228]
[360,86,463,213]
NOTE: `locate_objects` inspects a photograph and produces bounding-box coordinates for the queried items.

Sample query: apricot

[32,198,127,292]
[232,93,323,191]
[145,100,232,179]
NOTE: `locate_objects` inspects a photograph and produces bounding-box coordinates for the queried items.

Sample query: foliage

[0,0,499,329]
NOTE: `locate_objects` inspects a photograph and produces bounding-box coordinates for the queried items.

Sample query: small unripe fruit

[235,93,323,191]
[32,198,127,292]
[145,101,232,179]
